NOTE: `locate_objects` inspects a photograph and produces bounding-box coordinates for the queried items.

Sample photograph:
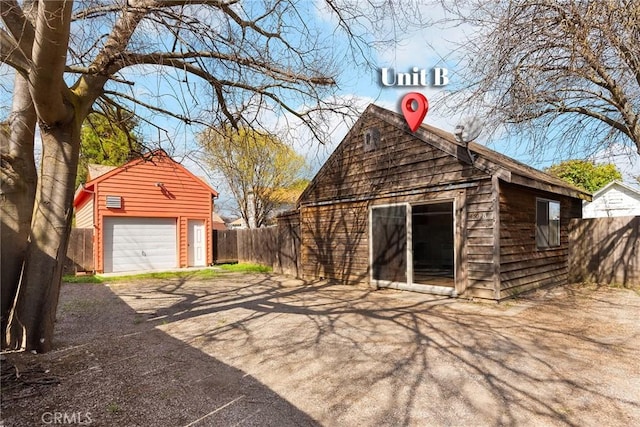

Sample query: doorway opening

[370,201,455,294]
[411,202,454,287]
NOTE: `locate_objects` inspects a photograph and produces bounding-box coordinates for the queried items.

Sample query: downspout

[88,183,98,274]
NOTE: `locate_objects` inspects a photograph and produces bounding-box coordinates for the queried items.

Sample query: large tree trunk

[1,73,37,347]
[6,119,80,352]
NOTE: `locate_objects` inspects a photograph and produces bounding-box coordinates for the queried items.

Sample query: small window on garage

[536,198,560,249]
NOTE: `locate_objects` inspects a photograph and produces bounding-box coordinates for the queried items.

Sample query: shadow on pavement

[2,279,319,426]
[112,273,640,426]
[4,273,639,426]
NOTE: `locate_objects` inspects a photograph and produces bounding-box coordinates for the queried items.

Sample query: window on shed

[363,127,380,152]
[536,199,560,249]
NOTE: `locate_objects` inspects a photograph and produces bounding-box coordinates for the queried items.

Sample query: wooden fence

[214,212,301,276]
[64,228,94,274]
[65,214,637,286]
[213,228,238,264]
[569,216,639,286]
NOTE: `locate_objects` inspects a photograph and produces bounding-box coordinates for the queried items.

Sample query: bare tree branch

[0,28,29,73]
[0,0,35,59]
[1,0,430,352]
[439,0,640,155]
[101,90,209,127]
[121,51,335,85]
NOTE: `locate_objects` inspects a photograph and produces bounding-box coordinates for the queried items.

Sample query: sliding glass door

[371,205,407,283]
[412,202,454,286]
[371,202,454,289]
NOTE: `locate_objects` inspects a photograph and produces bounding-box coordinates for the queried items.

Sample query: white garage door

[103,217,177,273]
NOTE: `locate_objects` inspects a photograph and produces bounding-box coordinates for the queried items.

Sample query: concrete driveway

[3,273,639,426]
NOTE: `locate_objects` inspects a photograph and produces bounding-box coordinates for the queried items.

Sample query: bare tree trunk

[6,119,79,352]
[1,73,37,347]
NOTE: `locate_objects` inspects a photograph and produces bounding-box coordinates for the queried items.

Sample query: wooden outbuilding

[73,150,218,273]
[296,104,590,300]
[582,181,640,218]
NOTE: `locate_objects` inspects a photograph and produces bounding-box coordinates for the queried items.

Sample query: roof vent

[363,127,380,152]
[106,195,122,209]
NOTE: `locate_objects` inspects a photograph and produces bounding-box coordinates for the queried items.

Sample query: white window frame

[369,200,456,296]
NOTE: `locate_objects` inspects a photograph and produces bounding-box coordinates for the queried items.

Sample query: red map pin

[401,92,429,132]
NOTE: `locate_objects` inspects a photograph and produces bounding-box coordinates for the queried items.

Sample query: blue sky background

[107,0,640,213]
[1,1,638,216]
[185,0,639,214]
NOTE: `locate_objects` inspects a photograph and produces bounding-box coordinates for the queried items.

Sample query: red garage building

[73,150,218,273]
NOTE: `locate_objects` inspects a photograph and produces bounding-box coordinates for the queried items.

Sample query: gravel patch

[2,274,639,426]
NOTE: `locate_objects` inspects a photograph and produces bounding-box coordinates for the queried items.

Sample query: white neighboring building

[583,181,640,218]
[229,217,247,229]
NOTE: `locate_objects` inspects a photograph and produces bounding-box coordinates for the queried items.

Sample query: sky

[118,1,482,213]
[1,1,639,216]
[189,0,639,214]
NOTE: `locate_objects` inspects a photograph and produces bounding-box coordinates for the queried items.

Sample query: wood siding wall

[75,196,94,229]
[92,156,214,272]
[569,216,639,285]
[301,201,369,284]
[464,180,497,299]
[296,108,587,300]
[302,115,487,203]
[499,182,583,298]
[299,113,497,297]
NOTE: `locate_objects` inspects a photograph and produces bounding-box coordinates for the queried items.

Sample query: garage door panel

[104,217,177,273]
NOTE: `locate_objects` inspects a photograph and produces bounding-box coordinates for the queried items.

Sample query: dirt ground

[1,273,639,426]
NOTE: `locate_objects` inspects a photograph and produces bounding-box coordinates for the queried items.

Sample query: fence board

[64,228,94,274]
[214,229,238,263]
[213,213,301,276]
[219,215,639,286]
[569,216,639,286]
[275,213,301,276]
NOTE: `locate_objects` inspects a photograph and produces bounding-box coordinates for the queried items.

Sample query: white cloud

[375,3,472,68]
[262,95,374,173]
[312,0,339,24]
[592,144,640,187]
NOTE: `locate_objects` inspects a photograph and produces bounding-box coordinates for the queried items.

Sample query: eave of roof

[590,180,640,199]
[365,104,592,201]
[73,149,218,207]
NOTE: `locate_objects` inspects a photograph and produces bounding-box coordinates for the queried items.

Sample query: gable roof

[87,163,117,180]
[212,211,226,223]
[301,104,590,203]
[589,180,640,200]
[73,149,217,207]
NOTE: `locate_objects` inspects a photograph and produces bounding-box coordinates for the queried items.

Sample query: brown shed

[296,104,590,300]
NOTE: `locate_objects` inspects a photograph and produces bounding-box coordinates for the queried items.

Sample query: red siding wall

[91,154,214,272]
